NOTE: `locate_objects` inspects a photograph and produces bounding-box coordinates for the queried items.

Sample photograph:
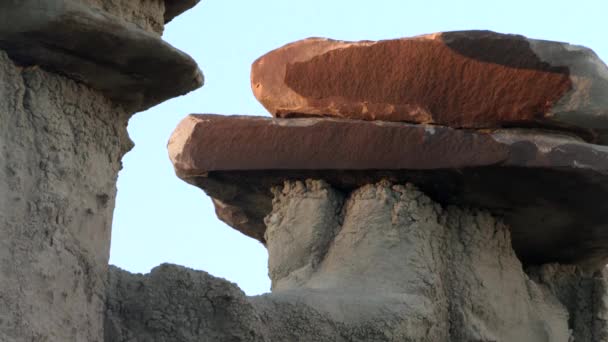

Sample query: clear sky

[109,0,608,295]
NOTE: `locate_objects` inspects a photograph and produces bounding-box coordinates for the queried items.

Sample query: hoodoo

[0,1,201,341]
[3,4,608,339]
[161,31,608,341]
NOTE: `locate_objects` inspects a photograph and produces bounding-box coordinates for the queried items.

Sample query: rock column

[0,1,201,341]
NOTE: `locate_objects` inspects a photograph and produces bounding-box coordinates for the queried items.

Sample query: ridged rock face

[252,31,608,143]
[105,183,608,342]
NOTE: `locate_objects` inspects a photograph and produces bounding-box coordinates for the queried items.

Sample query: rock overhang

[0,0,203,112]
[164,0,201,23]
[169,114,608,267]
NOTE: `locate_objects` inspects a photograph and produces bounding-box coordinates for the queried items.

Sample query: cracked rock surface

[106,181,607,341]
[82,0,166,34]
[0,50,131,342]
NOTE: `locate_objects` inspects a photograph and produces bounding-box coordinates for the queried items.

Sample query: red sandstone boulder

[251,31,608,142]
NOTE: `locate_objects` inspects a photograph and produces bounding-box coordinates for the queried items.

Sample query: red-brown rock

[169,114,608,267]
[251,31,608,142]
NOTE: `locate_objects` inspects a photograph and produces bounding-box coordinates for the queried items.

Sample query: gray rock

[0,50,130,342]
[0,1,201,340]
[264,180,343,291]
[266,181,569,341]
[164,0,201,24]
[105,264,266,342]
[82,0,166,35]
[528,264,608,341]
[252,31,608,143]
[106,182,607,341]
[0,0,203,112]
[81,0,202,33]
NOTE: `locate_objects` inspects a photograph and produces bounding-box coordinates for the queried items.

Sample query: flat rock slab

[0,0,203,111]
[169,114,608,267]
[252,30,608,143]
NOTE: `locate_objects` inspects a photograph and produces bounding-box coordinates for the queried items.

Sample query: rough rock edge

[251,31,608,143]
[106,182,608,341]
[81,0,166,35]
[0,50,131,342]
[0,0,203,112]
[528,264,608,341]
[168,114,608,267]
[0,0,200,339]
[164,0,201,23]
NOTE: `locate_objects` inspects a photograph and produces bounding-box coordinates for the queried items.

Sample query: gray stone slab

[0,0,203,111]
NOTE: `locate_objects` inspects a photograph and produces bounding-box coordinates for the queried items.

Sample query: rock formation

[2,4,608,339]
[252,31,608,144]
[105,182,608,341]
[0,1,201,341]
[160,31,608,341]
[168,114,608,267]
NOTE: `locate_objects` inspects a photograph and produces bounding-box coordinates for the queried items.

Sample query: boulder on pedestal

[0,1,202,341]
[161,31,608,338]
[169,114,608,267]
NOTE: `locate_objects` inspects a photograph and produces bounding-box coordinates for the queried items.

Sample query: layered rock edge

[169,114,608,267]
[106,182,608,342]
[252,30,608,143]
[164,0,201,23]
[82,0,200,33]
[0,0,203,112]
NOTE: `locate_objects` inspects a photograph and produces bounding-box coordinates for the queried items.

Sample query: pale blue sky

[109,0,608,295]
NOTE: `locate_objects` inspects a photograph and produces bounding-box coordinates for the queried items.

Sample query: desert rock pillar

[158,31,608,341]
[0,1,201,341]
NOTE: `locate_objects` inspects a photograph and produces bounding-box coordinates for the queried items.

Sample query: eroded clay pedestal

[106,181,608,341]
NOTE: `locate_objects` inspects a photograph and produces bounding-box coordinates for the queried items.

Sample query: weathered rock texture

[168,114,608,267]
[0,1,201,341]
[82,0,166,34]
[82,0,201,33]
[252,31,608,143]
[0,50,130,342]
[105,264,267,342]
[106,182,608,341]
[164,0,201,23]
[528,264,608,341]
[0,0,203,112]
